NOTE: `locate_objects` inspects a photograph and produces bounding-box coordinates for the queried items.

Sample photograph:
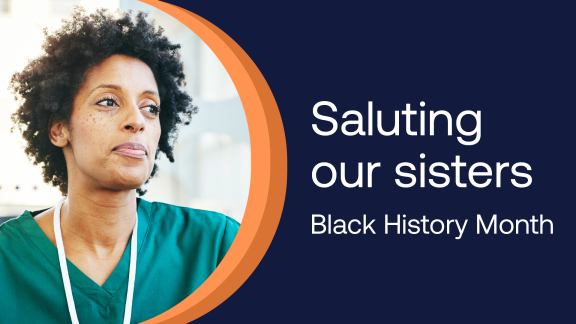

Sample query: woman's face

[56,54,161,192]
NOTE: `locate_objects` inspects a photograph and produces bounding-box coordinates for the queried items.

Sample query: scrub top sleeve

[217,216,240,265]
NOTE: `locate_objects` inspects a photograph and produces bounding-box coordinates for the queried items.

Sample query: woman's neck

[60,189,137,254]
[33,188,138,286]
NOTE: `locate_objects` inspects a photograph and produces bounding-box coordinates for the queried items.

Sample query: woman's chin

[103,181,146,192]
[101,170,150,191]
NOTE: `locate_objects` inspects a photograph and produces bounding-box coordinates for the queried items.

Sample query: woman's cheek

[74,111,114,153]
[152,119,161,145]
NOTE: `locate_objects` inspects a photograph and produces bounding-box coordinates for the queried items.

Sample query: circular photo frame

[138,1,287,323]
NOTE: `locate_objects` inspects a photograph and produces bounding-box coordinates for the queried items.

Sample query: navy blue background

[165,1,575,323]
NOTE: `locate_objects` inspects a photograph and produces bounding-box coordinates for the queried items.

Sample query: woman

[0,8,239,324]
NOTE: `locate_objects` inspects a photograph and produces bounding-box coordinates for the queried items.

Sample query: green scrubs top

[0,198,239,323]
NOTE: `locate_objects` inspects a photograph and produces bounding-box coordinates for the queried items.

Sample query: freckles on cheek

[76,113,116,152]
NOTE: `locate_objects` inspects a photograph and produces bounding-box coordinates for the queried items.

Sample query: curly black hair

[9,8,197,196]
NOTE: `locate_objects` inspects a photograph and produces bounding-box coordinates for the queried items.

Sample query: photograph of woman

[0,6,242,323]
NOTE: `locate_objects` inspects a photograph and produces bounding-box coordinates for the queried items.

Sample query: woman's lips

[113,142,147,158]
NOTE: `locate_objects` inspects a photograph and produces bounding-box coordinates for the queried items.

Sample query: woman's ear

[49,121,69,147]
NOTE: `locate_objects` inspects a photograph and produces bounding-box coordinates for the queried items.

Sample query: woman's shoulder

[0,213,26,239]
[138,200,240,268]
[0,211,35,252]
[138,199,240,237]
[0,207,53,241]
[0,218,17,246]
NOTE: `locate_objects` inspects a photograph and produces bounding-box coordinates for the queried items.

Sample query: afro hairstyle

[9,7,197,196]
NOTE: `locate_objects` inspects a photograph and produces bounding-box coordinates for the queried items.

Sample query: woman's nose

[121,104,146,132]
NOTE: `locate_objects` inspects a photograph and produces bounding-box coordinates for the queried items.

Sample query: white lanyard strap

[54,197,138,324]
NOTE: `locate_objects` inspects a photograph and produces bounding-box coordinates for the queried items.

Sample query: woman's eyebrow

[89,84,121,96]
[88,85,159,97]
[143,90,159,97]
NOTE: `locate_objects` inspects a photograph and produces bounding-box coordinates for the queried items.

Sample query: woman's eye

[142,105,160,115]
[97,99,117,107]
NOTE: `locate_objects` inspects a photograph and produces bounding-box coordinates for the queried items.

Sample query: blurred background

[0,0,250,224]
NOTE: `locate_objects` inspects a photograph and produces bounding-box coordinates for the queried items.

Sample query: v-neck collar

[17,198,151,309]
